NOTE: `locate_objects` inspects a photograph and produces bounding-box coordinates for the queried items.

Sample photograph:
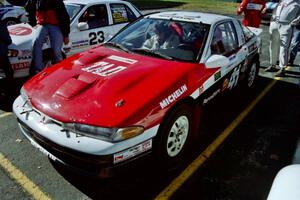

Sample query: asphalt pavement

[0,19,300,200]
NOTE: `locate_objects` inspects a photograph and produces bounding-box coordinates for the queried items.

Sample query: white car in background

[0,0,27,26]
[2,0,141,78]
[267,165,300,200]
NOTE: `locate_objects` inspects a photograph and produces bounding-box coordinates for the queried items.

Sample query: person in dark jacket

[25,0,70,73]
[0,19,13,80]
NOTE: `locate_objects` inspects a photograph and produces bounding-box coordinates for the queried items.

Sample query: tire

[4,18,20,26]
[245,59,259,88]
[154,104,196,168]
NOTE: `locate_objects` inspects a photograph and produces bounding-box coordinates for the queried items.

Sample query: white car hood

[8,23,37,48]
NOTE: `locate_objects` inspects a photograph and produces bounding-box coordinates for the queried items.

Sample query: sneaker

[274,68,285,77]
[265,65,278,72]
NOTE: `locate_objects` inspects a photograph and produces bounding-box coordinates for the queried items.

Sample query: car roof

[147,11,232,24]
[64,0,124,6]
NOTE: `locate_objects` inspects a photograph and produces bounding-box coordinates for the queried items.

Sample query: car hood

[8,23,36,48]
[23,46,205,127]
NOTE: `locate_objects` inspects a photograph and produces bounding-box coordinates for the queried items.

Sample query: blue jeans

[33,24,63,71]
[289,28,300,64]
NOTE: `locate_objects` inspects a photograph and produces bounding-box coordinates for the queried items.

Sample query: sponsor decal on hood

[108,55,137,64]
[82,61,127,77]
[81,55,137,77]
[9,26,32,36]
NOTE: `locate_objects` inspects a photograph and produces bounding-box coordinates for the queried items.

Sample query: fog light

[8,49,18,57]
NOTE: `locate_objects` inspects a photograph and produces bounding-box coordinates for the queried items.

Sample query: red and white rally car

[13,11,261,176]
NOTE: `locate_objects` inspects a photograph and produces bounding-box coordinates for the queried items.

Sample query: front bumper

[19,120,153,177]
[13,95,158,177]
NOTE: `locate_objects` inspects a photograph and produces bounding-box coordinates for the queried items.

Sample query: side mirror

[77,22,89,31]
[205,54,230,69]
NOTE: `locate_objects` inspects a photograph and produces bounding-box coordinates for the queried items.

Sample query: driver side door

[209,21,247,90]
[69,4,113,55]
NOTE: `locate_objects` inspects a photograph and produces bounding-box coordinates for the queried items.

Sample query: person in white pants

[266,0,300,76]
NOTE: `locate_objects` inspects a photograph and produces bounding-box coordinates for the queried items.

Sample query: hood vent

[55,73,97,99]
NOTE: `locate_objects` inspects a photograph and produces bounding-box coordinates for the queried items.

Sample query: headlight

[63,123,144,142]
[8,49,19,57]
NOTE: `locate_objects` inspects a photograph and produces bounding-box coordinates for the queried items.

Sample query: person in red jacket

[237,0,266,28]
[25,0,70,73]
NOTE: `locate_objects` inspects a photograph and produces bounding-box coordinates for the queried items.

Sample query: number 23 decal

[89,31,105,45]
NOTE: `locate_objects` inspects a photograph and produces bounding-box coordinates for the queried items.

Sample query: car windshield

[109,18,210,62]
[65,3,84,21]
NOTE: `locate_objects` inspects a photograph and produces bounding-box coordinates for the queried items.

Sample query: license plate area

[30,139,58,161]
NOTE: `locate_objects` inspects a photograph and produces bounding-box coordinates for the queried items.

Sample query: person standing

[289,24,300,65]
[0,19,14,80]
[142,23,180,50]
[237,0,266,28]
[26,0,70,73]
[266,0,300,76]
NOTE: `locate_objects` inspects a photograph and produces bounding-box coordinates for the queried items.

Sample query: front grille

[18,119,113,173]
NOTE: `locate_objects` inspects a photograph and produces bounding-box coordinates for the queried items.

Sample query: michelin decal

[160,84,188,109]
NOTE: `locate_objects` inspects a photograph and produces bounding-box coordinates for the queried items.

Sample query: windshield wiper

[131,48,174,60]
[104,42,130,53]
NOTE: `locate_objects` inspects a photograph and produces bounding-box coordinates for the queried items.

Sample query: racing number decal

[228,66,240,89]
[89,31,105,45]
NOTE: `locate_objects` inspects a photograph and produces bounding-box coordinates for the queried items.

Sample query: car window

[109,18,210,62]
[78,5,109,29]
[211,22,238,56]
[125,5,137,22]
[65,3,84,21]
[110,3,137,24]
